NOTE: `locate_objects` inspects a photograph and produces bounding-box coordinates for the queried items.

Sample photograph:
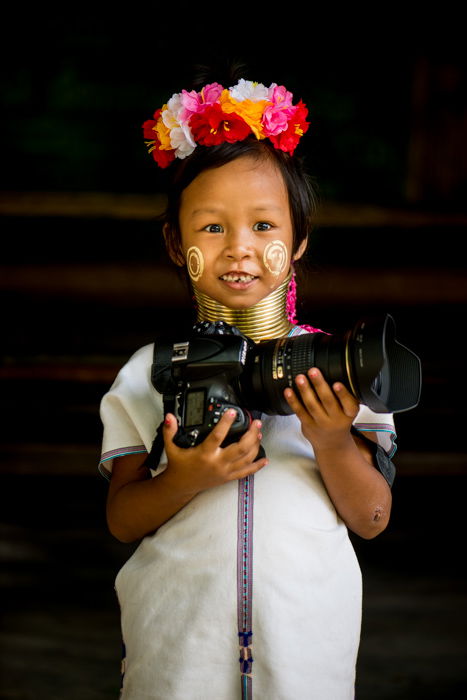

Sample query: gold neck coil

[193,272,293,343]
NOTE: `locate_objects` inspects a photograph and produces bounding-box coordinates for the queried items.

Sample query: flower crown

[142,78,310,168]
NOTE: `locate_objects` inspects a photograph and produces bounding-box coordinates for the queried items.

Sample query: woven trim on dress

[237,474,254,700]
[288,324,316,337]
[98,445,148,480]
[354,423,397,458]
[288,325,306,337]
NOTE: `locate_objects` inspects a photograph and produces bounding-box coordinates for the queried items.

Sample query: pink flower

[179,83,224,123]
[179,89,202,122]
[201,82,224,104]
[268,83,295,109]
[262,84,296,136]
[262,107,289,136]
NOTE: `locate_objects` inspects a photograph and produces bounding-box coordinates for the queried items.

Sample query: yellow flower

[219,90,269,140]
[155,106,173,151]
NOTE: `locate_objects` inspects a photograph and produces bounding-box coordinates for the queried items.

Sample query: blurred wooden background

[1,14,466,699]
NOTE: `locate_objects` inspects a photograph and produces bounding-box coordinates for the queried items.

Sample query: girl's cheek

[186,246,205,282]
[263,240,289,277]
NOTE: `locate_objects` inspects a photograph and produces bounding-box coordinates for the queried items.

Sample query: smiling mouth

[219,273,258,283]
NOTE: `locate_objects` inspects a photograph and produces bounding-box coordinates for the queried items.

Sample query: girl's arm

[106,411,267,543]
[284,368,392,540]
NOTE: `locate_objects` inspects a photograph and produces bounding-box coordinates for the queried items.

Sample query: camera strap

[144,394,176,471]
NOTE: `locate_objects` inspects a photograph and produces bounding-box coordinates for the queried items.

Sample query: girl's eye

[204,224,224,233]
[253,222,272,232]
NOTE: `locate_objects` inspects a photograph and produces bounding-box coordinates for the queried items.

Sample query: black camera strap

[145,393,176,471]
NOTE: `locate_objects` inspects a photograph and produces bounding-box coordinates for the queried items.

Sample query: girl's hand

[284,368,360,451]
[162,410,268,496]
[284,368,392,539]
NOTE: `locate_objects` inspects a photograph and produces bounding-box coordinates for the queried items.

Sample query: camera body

[152,322,256,448]
[151,315,422,450]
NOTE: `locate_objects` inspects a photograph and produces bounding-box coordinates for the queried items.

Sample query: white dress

[99,342,396,700]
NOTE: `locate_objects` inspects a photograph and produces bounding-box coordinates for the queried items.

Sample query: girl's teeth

[221,274,255,282]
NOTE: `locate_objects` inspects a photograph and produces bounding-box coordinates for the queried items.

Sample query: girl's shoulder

[107,343,155,396]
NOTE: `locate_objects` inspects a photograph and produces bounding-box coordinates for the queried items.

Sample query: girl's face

[177,156,307,309]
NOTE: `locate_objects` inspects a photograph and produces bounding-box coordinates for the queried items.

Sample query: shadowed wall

[1,15,466,699]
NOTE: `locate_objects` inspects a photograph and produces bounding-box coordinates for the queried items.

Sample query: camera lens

[242,314,421,414]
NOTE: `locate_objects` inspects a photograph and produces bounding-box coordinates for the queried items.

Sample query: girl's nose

[224,229,254,260]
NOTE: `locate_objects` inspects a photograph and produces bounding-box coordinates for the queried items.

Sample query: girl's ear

[163,223,185,267]
[293,237,308,263]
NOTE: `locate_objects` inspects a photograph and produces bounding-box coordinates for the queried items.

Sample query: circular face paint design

[186,246,205,282]
[263,240,288,277]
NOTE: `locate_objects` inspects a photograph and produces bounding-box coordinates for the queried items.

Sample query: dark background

[1,12,466,699]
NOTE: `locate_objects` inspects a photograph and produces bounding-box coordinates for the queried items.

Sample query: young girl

[99,71,396,699]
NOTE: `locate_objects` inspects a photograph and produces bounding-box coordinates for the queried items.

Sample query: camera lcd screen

[185,389,205,427]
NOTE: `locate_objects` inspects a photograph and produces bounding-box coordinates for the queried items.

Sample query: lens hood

[349,314,422,413]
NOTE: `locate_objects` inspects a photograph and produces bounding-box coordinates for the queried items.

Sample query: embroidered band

[237,475,255,699]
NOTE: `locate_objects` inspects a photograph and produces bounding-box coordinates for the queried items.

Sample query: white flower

[229,78,269,102]
[170,125,196,159]
[162,93,185,130]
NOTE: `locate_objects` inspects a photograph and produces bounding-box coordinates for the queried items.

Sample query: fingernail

[284,388,293,398]
[296,375,305,385]
[228,409,237,417]
[309,368,318,378]
[258,432,263,441]
[255,420,262,429]
[164,416,171,425]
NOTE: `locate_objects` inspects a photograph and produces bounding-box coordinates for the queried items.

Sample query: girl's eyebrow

[190,204,283,217]
[190,207,223,217]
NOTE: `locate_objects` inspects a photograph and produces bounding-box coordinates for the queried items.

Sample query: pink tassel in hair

[287,268,323,333]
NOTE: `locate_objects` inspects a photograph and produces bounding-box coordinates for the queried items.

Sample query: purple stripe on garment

[98,445,148,480]
[354,422,395,433]
[354,422,397,457]
[100,445,147,463]
[237,474,254,698]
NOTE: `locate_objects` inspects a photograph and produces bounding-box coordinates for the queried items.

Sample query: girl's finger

[332,383,360,419]
[283,384,314,422]
[306,368,340,414]
[230,456,269,481]
[223,419,262,464]
[293,373,327,416]
[203,408,240,449]
[162,413,181,455]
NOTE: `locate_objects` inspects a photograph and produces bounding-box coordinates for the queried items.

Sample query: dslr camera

[151,315,422,450]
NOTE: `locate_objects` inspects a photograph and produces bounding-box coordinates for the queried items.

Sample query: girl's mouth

[219,273,258,289]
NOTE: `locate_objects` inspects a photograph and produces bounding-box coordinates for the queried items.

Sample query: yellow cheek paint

[263,240,288,277]
[186,246,205,283]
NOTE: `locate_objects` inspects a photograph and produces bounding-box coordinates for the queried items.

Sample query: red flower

[151,147,176,168]
[142,109,162,139]
[189,104,251,146]
[142,119,157,140]
[142,110,176,169]
[269,100,310,155]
